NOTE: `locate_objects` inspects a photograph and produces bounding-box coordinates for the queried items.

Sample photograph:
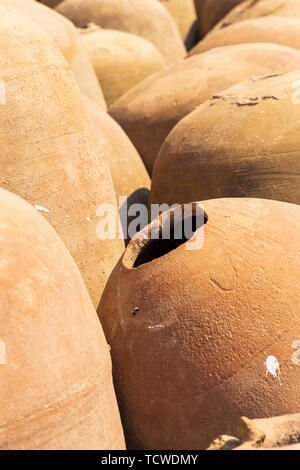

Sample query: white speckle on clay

[35,205,50,214]
[66,215,70,219]
[87,217,92,222]
[265,355,282,385]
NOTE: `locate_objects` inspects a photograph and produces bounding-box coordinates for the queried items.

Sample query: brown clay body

[0,5,123,307]
[5,0,106,108]
[84,97,150,202]
[80,26,166,107]
[0,188,125,450]
[110,43,300,174]
[158,0,196,40]
[211,0,300,33]
[84,97,150,241]
[194,0,244,36]
[151,70,300,207]
[190,16,300,56]
[98,198,300,449]
[56,0,186,64]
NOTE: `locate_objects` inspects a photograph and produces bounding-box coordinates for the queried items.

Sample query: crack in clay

[210,94,283,107]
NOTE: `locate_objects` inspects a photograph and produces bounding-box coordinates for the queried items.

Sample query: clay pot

[84,97,150,242]
[150,70,300,207]
[190,16,300,56]
[56,0,186,65]
[158,0,196,40]
[80,25,166,107]
[0,5,123,307]
[194,0,243,36]
[208,413,300,450]
[211,0,300,34]
[98,198,300,449]
[0,187,125,450]
[110,43,300,175]
[1,0,106,109]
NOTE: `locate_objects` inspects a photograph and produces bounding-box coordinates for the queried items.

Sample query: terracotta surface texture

[6,0,106,108]
[190,16,300,56]
[80,25,166,107]
[84,96,150,203]
[158,0,196,39]
[0,5,123,307]
[211,0,300,34]
[56,0,186,65]
[0,188,125,450]
[110,43,300,175]
[98,198,300,449]
[151,70,300,207]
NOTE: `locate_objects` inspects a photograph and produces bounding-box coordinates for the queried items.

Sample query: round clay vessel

[80,25,166,107]
[0,5,123,307]
[150,70,300,207]
[98,198,300,449]
[190,16,300,56]
[3,0,106,108]
[110,42,300,174]
[194,0,244,36]
[56,0,186,64]
[0,187,125,450]
[211,0,300,34]
[84,97,150,241]
[158,0,196,40]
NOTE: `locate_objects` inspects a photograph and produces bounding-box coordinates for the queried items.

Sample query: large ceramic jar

[0,188,125,450]
[98,198,300,449]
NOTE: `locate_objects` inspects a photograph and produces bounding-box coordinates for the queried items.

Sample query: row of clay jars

[5,0,106,109]
[56,0,186,65]
[211,0,300,33]
[0,188,125,450]
[40,0,197,41]
[98,198,300,450]
[0,5,124,307]
[208,413,300,450]
[190,16,300,55]
[194,0,243,36]
[150,70,300,207]
[110,42,300,174]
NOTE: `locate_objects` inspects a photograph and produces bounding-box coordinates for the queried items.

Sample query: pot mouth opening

[122,203,208,269]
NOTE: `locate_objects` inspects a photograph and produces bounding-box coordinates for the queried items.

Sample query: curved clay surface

[110,43,300,174]
[4,0,106,108]
[158,0,196,39]
[0,5,123,307]
[98,198,300,449]
[56,0,186,64]
[80,25,166,106]
[211,0,300,34]
[0,188,125,450]
[150,70,300,207]
[190,16,300,56]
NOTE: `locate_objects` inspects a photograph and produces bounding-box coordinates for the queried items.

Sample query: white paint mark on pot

[35,205,50,214]
[265,355,281,385]
[87,217,91,222]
